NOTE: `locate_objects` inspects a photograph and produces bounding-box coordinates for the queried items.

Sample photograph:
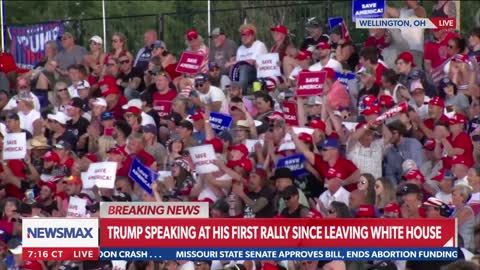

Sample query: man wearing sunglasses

[117,54,143,100]
[54,32,87,77]
[191,73,228,114]
[279,185,310,218]
[2,76,40,112]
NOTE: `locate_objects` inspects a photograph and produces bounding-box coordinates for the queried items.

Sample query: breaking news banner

[21,202,458,261]
[356,17,456,29]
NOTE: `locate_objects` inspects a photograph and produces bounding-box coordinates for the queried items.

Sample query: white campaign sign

[112,261,128,270]
[278,134,296,151]
[189,144,218,174]
[3,132,26,160]
[83,162,118,189]
[66,196,87,217]
[257,53,281,78]
[245,139,264,153]
[293,127,315,135]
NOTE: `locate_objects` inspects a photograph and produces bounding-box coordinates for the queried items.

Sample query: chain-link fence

[160,1,368,56]
[4,1,478,57]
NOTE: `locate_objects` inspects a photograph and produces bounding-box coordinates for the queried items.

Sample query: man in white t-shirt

[309,42,343,72]
[229,24,268,92]
[192,73,229,114]
[3,77,41,112]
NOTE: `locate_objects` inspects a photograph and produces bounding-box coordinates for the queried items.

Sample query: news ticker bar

[23,247,459,261]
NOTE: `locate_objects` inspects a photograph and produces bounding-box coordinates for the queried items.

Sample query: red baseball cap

[240,27,255,36]
[298,132,313,144]
[270,25,288,35]
[379,95,395,108]
[228,144,249,159]
[325,168,340,179]
[423,139,436,151]
[362,95,378,107]
[101,85,121,97]
[396,51,416,67]
[428,97,445,108]
[295,49,313,61]
[321,67,336,80]
[191,110,204,121]
[448,113,467,125]
[125,106,141,114]
[356,204,376,218]
[239,158,253,173]
[308,119,326,132]
[451,155,468,166]
[361,105,380,116]
[39,181,57,193]
[431,168,455,182]
[41,151,60,163]
[205,138,224,154]
[316,42,330,50]
[403,169,425,183]
[383,203,401,216]
[186,29,199,40]
[355,121,367,130]
[107,147,127,157]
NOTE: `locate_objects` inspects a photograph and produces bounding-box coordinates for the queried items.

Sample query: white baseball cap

[92,97,107,107]
[122,99,142,110]
[90,35,103,45]
[9,245,22,255]
[47,111,70,125]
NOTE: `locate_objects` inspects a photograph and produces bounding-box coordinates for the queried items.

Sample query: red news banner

[100,219,457,248]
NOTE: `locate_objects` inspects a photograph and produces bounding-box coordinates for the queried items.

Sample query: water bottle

[228,193,237,217]
[244,199,256,218]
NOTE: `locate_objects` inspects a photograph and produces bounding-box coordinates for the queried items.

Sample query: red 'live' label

[430,17,456,30]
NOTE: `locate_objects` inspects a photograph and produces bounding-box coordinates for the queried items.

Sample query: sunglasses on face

[283,196,291,201]
[195,83,204,88]
[124,113,135,118]
[120,60,130,65]
[90,41,100,46]
[112,39,120,43]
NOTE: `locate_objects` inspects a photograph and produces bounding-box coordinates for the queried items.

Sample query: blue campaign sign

[328,17,344,30]
[352,0,386,22]
[210,112,233,134]
[128,158,157,195]
[335,72,356,89]
[276,154,308,177]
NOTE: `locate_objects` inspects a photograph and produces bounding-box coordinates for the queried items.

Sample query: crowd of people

[1,0,480,269]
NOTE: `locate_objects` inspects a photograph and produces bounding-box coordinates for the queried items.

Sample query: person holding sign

[185,29,209,74]
[229,24,268,92]
[270,24,296,78]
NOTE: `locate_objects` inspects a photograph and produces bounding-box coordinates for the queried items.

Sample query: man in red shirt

[359,46,387,87]
[152,72,177,103]
[413,97,449,139]
[289,128,360,192]
[442,113,474,168]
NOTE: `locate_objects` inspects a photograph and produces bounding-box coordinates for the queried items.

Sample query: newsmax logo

[27,227,94,239]
[23,218,98,248]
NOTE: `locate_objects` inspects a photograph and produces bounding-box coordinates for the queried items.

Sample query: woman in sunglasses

[52,81,71,113]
